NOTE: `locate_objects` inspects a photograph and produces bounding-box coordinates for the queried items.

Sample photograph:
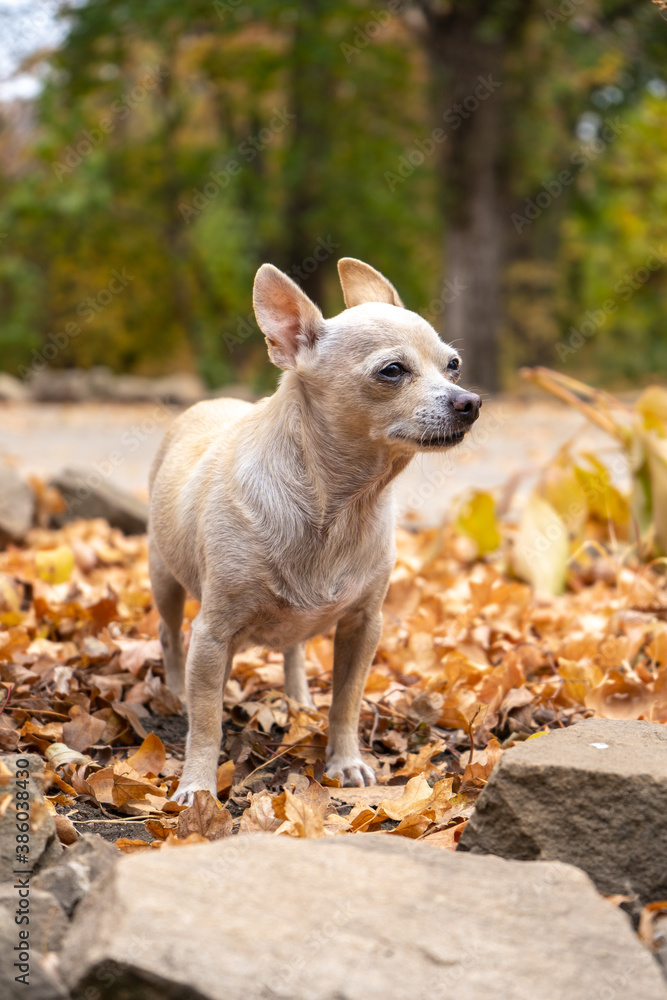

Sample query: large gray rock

[28,367,205,404]
[151,373,205,406]
[50,466,148,534]
[0,754,61,882]
[92,370,204,405]
[0,467,34,546]
[30,368,92,402]
[60,834,666,1000]
[458,718,667,901]
[33,834,119,917]
[0,886,68,999]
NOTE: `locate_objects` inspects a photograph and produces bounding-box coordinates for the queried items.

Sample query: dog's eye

[379,363,407,381]
[447,357,460,372]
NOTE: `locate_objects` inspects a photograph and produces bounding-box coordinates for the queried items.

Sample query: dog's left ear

[337,258,404,309]
[253,264,323,369]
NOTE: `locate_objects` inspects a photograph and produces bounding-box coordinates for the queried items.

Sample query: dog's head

[253,257,481,453]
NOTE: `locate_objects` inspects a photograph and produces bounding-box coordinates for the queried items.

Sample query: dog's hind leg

[149,535,186,701]
[283,643,315,707]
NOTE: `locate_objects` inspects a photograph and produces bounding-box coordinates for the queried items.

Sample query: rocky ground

[0,388,665,999]
[2,721,667,999]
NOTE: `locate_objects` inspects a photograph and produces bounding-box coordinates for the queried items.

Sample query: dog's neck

[255,371,411,528]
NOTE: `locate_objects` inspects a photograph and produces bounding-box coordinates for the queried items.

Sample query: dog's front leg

[173,616,233,805]
[326,599,383,787]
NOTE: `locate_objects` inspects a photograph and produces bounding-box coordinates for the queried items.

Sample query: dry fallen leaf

[0,488,665,855]
[125,732,166,776]
[378,775,433,821]
[177,790,233,841]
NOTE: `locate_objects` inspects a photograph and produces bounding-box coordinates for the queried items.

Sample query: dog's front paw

[325,755,375,787]
[170,777,217,806]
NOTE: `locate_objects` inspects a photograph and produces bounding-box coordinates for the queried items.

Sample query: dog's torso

[149,396,396,651]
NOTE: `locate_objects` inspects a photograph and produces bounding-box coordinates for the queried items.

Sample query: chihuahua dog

[149,259,480,802]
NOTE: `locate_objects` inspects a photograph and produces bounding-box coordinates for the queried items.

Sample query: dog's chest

[248,532,388,649]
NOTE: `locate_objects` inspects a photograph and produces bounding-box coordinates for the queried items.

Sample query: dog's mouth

[391,429,467,449]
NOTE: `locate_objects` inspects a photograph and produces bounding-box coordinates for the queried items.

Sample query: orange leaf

[125,732,166,776]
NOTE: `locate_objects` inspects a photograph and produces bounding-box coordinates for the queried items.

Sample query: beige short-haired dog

[149,259,481,802]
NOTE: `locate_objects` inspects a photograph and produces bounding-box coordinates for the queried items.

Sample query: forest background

[0,0,666,395]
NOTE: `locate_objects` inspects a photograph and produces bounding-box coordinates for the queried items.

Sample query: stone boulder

[30,369,92,402]
[458,718,667,901]
[151,373,206,406]
[0,754,61,882]
[60,834,666,1000]
[33,834,119,917]
[0,886,68,999]
[0,467,34,547]
[50,467,148,534]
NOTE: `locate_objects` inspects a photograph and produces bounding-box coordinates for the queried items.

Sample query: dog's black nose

[451,391,481,422]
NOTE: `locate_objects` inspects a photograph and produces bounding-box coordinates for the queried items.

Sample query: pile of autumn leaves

[1,509,666,854]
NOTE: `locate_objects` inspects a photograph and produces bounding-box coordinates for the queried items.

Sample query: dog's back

[149,397,252,494]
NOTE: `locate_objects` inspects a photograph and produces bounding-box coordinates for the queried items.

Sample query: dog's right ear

[253,264,323,369]
[337,258,404,309]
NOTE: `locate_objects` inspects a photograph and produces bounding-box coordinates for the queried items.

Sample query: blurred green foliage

[0,0,665,389]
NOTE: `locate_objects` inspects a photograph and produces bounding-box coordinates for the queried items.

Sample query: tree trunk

[423,13,506,393]
[282,2,333,309]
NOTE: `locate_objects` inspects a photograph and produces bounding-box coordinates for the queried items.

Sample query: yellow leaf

[513,494,569,596]
[377,775,432,821]
[35,545,75,585]
[643,434,667,552]
[538,447,587,532]
[574,454,629,525]
[456,492,501,556]
[637,386,667,435]
[278,788,326,838]
[558,658,604,705]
